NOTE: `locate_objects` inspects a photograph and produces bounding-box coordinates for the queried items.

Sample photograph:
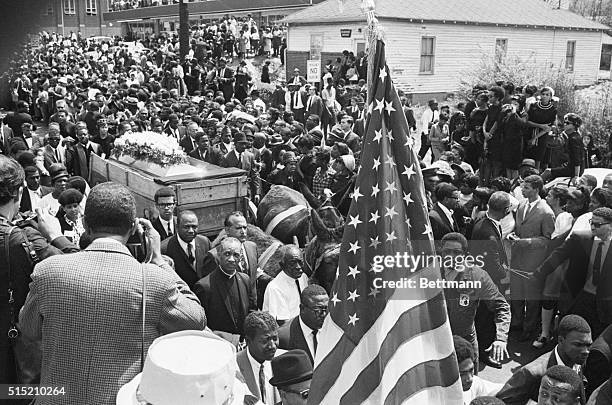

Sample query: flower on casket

[112,131,188,167]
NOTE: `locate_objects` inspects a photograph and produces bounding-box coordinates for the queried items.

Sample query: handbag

[3,226,42,384]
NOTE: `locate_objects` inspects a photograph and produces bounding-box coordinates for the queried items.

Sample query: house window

[63,0,76,14]
[420,37,435,74]
[86,0,97,15]
[495,39,507,64]
[566,41,576,71]
[310,34,323,60]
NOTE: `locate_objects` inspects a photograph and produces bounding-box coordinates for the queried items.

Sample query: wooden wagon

[89,154,248,238]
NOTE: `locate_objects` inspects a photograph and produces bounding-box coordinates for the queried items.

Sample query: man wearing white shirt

[39,165,69,217]
[418,99,440,160]
[20,166,53,213]
[237,311,284,404]
[278,285,328,365]
[263,245,309,325]
[453,335,502,405]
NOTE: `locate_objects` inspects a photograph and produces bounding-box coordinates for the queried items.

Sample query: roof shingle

[282,0,609,30]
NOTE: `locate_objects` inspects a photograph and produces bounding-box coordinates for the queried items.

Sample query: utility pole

[178,0,189,61]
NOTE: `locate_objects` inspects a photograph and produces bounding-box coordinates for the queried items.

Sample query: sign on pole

[307,60,321,83]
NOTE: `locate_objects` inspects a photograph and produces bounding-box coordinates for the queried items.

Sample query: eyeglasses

[157,202,175,208]
[590,220,611,228]
[307,306,328,316]
[281,388,309,399]
[563,120,573,125]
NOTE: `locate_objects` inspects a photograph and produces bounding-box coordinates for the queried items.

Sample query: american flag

[308,40,462,404]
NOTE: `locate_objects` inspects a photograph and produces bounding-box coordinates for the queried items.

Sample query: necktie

[187,243,195,265]
[238,152,243,169]
[312,330,318,354]
[523,204,531,222]
[307,96,312,111]
[294,92,300,109]
[593,241,603,286]
[240,250,247,273]
[55,147,60,162]
[259,363,267,403]
[167,222,173,237]
[295,279,302,296]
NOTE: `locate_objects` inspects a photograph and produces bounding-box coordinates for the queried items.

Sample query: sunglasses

[590,220,611,229]
[281,388,309,399]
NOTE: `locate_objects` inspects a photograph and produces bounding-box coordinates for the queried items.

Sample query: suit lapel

[435,204,453,232]
[237,351,259,400]
[216,269,237,329]
[291,318,313,363]
[195,238,206,279]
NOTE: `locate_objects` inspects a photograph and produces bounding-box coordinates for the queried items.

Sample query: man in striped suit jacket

[19,182,206,405]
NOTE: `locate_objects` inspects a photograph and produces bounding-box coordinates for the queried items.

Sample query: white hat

[116,330,247,405]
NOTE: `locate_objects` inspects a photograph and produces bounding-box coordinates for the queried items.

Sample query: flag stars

[373,130,383,143]
[369,210,380,224]
[379,67,388,82]
[385,100,396,115]
[405,217,412,228]
[402,164,415,179]
[369,236,381,248]
[386,129,394,142]
[403,192,414,205]
[374,98,385,114]
[385,205,398,219]
[348,241,361,254]
[386,231,397,242]
[372,157,381,170]
[347,265,360,278]
[348,313,359,326]
[367,101,374,116]
[385,181,397,194]
[369,287,380,298]
[348,290,360,302]
[385,156,396,167]
[405,136,415,147]
[423,223,433,236]
[352,187,363,202]
[371,184,380,198]
[348,214,362,229]
[331,293,340,306]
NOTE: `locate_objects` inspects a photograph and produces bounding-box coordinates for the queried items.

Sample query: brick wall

[285,51,309,80]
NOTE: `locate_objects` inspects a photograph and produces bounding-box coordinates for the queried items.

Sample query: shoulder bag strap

[140,264,147,372]
[3,226,19,339]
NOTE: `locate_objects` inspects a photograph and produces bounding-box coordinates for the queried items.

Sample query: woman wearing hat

[57,188,85,246]
[330,154,356,216]
[541,113,585,185]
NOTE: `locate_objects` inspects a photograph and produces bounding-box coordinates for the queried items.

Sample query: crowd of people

[1,20,612,405]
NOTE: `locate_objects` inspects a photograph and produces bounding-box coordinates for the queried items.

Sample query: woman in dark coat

[500,103,526,179]
[525,86,558,169]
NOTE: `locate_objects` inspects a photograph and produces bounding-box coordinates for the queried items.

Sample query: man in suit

[252,132,273,181]
[161,210,211,289]
[278,285,328,365]
[19,182,206,405]
[179,121,198,154]
[288,68,306,87]
[237,311,284,404]
[471,191,511,370]
[286,84,307,124]
[164,113,186,142]
[193,237,256,344]
[216,58,235,102]
[55,110,76,139]
[533,207,612,338]
[188,132,223,166]
[496,315,591,405]
[65,126,100,180]
[222,132,261,202]
[43,124,66,171]
[510,175,555,341]
[263,245,309,325]
[584,324,612,398]
[152,187,177,242]
[304,85,324,120]
[20,166,53,213]
[429,182,461,242]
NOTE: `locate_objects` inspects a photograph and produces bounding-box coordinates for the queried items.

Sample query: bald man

[263,245,309,325]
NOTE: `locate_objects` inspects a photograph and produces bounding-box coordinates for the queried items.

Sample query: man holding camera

[0,155,80,387]
[19,182,207,405]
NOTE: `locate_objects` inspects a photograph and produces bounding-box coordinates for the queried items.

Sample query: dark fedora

[49,164,69,183]
[233,131,248,144]
[269,349,313,387]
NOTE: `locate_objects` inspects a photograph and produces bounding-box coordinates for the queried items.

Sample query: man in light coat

[19,182,206,405]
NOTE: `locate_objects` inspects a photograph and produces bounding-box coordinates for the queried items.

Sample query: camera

[126,223,148,262]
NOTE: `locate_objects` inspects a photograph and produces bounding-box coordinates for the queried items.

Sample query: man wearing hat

[266,151,303,192]
[510,159,538,202]
[39,164,69,217]
[270,349,313,405]
[422,166,441,211]
[20,166,53,214]
[289,68,306,87]
[286,83,307,124]
[541,113,585,185]
[65,126,100,180]
[222,131,261,202]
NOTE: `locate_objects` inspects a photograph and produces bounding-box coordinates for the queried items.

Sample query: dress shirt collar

[234,149,242,160]
[177,235,195,259]
[437,202,455,225]
[554,346,581,374]
[223,142,233,152]
[485,212,501,229]
[298,316,316,356]
[527,196,541,210]
[246,347,273,397]
[159,217,173,234]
